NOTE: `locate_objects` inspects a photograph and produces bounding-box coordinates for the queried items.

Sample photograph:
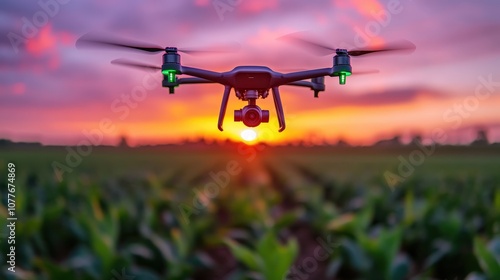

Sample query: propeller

[111,59,160,71]
[348,41,415,56]
[76,34,241,55]
[280,33,415,57]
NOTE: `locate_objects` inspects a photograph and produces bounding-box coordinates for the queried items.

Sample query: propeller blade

[279,33,336,56]
[77,34,240,55]
[111,59,161,71]
[76,35,165,53]
[348,40,416,56]
[281,32,415,57]
[178,42,241,55]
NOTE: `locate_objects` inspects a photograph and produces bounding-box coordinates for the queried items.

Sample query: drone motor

[332,49,352,85]
[162,48,181,93]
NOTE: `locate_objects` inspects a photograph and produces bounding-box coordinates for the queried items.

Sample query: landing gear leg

[217,86,232,131]
[272,87,286,132]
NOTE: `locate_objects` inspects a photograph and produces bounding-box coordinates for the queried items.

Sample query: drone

[77,35,415,132]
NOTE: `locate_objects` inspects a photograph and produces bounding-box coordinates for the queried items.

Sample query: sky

[1,0,500,146]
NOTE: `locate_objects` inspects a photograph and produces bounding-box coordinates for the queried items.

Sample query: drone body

[161,47,351,132]
[77,35,415,132]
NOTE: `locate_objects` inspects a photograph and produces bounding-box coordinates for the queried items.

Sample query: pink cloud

[195,0,211,7]
[23,24,70,70]
[26,25,57,56]
[59,31,76,46]
[247,27,295,47]
[239,0,279,13]
[11,83,26,95]
[335,0,384,18]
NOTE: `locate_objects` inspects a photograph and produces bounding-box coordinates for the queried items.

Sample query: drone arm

[181,66,226,84]
[277,68,332,85]
[284,78,326,98]
[285,81,315,89]
[177,77,216,85]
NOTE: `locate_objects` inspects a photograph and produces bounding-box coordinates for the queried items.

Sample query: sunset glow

[1,0,499,145]
[241,129,257,142]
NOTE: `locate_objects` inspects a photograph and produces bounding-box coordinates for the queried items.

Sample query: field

[1,144,500,280]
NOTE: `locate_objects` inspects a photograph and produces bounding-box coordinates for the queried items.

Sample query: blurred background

[1,0,500,279]
[1,0,500,145]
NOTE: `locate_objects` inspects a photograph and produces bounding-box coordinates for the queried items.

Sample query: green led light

[338,71,351,85]
[162,70,176,83]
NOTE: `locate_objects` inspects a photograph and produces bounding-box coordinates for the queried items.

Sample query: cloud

[331,87,446,107]
[25,25,56,56]
[11,82,25,94]
[282,86,449,111]
[239,0,279,13]
[1,0,500,144]
[195,0,210,7]
[335,0,384,18]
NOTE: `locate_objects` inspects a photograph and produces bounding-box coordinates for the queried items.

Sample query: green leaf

[494,190,500,215]
[403,190,414,226]
[390,255,410,280]
[172,228,189,259]
[342,238,370,272]
[326,259,343,278]
[379,228,402,267]
[275,238,299,280]
[423,239,451,269]
[257,231,298,280]
[327,213,355,231]
[438,211,461,240]
[354,208,373,233]
[256,231,276,260]
[35,258,80,279]
[148,232,174,263]
[273,211,299,231]
[489,237,500,263]
[224,239,261,271]
[474,237,500,278]
[465,272,487,280]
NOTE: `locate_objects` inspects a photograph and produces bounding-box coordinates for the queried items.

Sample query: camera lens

[242,106,262,127]
[247,111,258,121]
[235,105,268,127]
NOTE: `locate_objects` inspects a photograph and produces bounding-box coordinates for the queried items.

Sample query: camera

[234,105,269,127]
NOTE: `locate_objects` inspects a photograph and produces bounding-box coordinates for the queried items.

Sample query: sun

[240,129,257,142]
